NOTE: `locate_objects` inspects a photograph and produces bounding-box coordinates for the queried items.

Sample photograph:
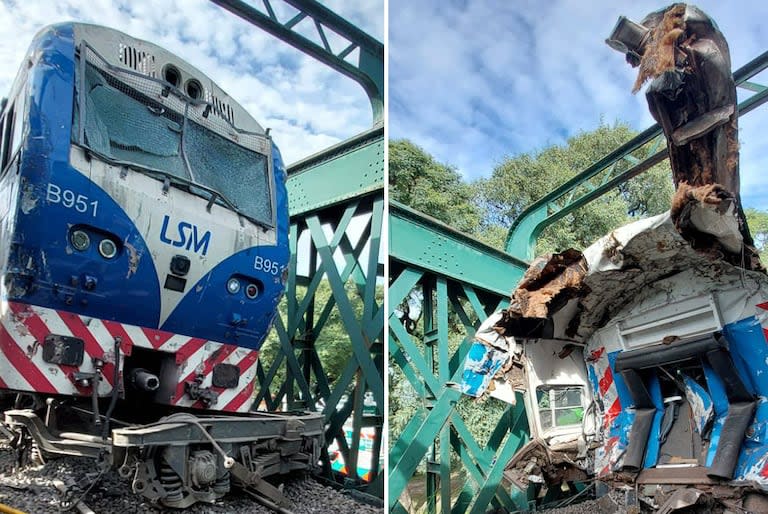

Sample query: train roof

[34,22,266,136]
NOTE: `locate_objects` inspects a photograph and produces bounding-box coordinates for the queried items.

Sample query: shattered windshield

[76,49,273,226]
[185,121,271,225]
[82,64,188,179]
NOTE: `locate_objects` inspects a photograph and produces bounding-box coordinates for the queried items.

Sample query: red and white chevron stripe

[587,346,624,476]
[587,346,622,430]
[0,301,259,412]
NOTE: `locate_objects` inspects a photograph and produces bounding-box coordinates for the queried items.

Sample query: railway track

[0,443,381,514]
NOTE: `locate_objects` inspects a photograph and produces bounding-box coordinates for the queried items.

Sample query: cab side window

[0,107,11,171]
[1,86,26,175]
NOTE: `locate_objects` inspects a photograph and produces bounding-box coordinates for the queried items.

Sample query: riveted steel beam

[210,0,383,124]
[390,200,528,296]
[287,127,384,217]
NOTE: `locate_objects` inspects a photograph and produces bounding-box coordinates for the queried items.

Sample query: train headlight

[98,239,118,259]
[71,230,90,251]
[226,278,241,294]
[245,283,259,299]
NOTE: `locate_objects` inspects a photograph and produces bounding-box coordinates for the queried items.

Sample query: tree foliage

[746,207,768,251]
[474,121,674,253]
[389,139,481,234]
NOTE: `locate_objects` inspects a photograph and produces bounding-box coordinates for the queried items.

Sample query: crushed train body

[462,3,768,511]
[464,212,768,511]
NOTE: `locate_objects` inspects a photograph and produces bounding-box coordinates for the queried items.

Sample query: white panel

[618,294,721,349]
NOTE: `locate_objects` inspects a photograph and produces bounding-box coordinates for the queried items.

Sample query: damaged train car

[462,4,768,511]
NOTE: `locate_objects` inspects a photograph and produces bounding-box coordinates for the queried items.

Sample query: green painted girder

[389,200,528,297]
[256,194,384,495]
[208,0,384,497]
[505,50,768,261]
[209,0,384,124]
[287,127,384,217]
[388,265,526,513]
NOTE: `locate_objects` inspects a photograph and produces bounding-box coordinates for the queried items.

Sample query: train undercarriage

[1,393,324,510]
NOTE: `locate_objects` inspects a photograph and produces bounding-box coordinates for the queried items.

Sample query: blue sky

[0,0,383,165]
[389,0,768,211]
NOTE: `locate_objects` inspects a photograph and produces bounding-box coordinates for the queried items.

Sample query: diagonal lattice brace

[305,215,384,407]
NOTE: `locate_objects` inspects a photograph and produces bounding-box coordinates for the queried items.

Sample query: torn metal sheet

[460,311,522,398]
[460,342,509,398]
[474,310,518,353]
[502,438,588,493]
[657,487,705,513]
[681,373,713,436]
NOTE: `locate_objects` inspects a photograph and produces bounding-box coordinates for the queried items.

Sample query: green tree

[259,279,383,405]
[389,139,481,234]
[746,207,768,251]
[475,121,674,254]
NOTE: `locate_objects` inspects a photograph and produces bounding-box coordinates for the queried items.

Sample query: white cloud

[389,0,768,210]
[0,0,382,165]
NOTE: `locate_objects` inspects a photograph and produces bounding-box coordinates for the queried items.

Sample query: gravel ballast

[0,443,382,514]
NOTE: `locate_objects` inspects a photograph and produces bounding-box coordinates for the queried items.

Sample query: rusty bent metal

[461,3,768,512]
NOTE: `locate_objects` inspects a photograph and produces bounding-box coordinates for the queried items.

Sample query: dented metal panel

[463,210,768,510]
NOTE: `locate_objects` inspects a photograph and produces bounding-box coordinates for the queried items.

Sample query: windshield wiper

[78,145,258,223]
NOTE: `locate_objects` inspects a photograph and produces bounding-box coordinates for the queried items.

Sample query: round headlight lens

[71,230,90,251]
[98,239,118,259]
[245,283,259,299]
[226,278,241,294]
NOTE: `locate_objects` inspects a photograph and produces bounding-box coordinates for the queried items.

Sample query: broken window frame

[536,385,585,432]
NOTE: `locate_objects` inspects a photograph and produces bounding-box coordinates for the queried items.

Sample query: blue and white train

[0,22,289,409]
[0,22,321,509]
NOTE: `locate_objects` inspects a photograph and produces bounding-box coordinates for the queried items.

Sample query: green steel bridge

[210,1,768,511]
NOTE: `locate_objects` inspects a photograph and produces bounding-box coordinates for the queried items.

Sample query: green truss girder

[388,262,528,514]
[505,50,768,261]
[287,127,384,216]
[255,122,384,498]
[210,0,384,123]
[390,200,529,296]
[257,192,384,496]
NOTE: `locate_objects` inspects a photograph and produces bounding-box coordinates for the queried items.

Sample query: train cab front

[0,23,289,413]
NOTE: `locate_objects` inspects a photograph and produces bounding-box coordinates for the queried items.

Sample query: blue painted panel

[702,359,728,467]
[724,317,768,482]
[681,373,714,435]
[607,351,633,451]
[643,374,663,469]
[461,342,507,397]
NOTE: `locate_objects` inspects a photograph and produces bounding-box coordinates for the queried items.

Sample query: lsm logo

[160,215,211,256]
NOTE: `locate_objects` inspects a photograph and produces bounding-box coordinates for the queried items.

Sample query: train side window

[0,107,12,171]
[0,114,6,168]
[537,386,584,430]
[9,91,25,163]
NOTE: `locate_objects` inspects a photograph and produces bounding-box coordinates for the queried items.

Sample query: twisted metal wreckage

[461,3,768,512]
